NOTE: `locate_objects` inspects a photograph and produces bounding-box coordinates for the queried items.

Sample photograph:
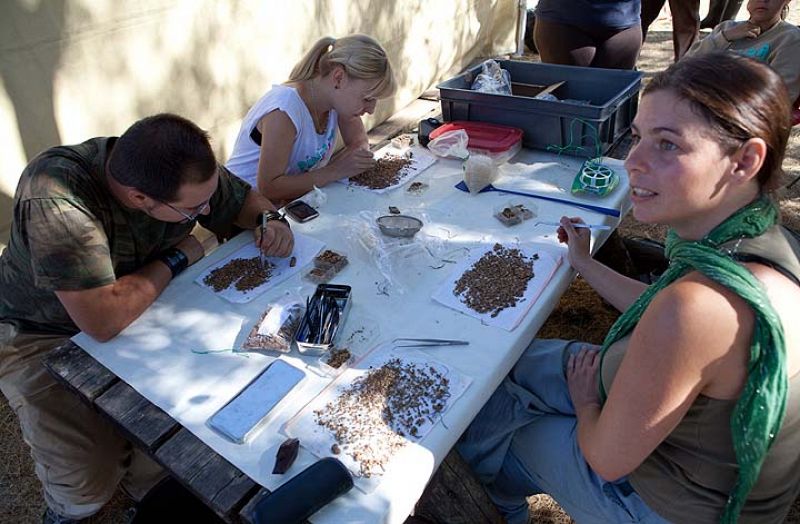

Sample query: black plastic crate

[437,60,642,157]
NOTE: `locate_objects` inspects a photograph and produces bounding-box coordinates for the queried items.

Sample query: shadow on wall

[0,0,67,160]
[0,0,514,168]
[0,0,71,248]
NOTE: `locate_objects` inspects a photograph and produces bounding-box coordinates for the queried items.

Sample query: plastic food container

[429,121,523,164]
[305,250,348,284]
[317,348,354,376]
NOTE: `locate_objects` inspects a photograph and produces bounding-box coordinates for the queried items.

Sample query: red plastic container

[429,121,523,163]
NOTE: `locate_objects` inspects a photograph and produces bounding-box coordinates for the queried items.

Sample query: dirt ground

[1,7,799,524]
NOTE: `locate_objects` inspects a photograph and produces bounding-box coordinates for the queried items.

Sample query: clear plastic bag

[427,129,470,160]
[471,60,512,95]
[343,211,455,295]
[238,294,305,354]
[463,154,498,193]
[299,185,327,209]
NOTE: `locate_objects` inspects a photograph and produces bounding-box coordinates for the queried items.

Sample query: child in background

[687,0,800,102]
[227,34,396,203]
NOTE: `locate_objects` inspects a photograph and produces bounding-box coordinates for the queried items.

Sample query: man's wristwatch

[159,247,189,278]
[257,211,290,229]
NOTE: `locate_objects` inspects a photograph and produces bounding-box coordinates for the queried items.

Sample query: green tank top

[600,225,800,523]
[602,339,800,523]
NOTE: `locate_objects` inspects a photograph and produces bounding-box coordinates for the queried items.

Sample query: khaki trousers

[0,323,165,519]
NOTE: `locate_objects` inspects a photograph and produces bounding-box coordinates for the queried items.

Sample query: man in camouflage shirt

[0,114,293,522]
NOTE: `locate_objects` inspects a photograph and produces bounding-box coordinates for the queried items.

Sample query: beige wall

[0,0,517,249]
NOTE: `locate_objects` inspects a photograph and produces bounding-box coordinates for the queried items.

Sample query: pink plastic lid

[429,121,523,152]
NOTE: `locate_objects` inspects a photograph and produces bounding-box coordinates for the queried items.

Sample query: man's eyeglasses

[157,198,211,223]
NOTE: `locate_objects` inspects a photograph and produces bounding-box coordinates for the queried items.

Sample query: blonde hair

[289,34,396,99]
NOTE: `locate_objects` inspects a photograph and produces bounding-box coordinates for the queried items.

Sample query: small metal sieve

[376,215,423,238]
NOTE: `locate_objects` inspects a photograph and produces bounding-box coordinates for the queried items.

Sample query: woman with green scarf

[457,52,800,524]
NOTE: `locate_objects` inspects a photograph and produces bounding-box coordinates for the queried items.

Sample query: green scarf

[597,196,787,523]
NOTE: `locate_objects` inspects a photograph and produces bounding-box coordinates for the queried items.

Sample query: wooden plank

[419,88,440,101]
[187,452,259,514]
[156,429,216,485]
[368,98,441,150]
[43,341,117,402]
[211,472,260,520]
[413,449,504,524]
[156,428,254,520]
[95,381,178,451]
[511,80,565,99]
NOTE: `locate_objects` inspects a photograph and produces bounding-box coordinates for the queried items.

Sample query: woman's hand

[723,21,761,42]
[567,345,602,411]
[557,216,593,272]
[326,145,376,182]
[255,221,294,258]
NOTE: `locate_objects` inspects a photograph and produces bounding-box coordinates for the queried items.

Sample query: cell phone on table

[284,200,319,223]
[207,360,305,444]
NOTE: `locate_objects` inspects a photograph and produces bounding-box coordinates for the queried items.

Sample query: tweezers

[258,211,267,269]
[392,338,470,348]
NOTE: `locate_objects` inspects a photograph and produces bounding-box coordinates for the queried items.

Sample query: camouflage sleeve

[198,165,251,235]
[21,197,116,291]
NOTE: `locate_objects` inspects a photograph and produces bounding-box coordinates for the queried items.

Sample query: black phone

[284,200,319,222]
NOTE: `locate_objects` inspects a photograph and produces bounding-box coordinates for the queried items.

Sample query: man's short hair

[108,113,217,201]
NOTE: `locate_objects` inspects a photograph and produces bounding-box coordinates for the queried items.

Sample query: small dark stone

[272,437,300,474]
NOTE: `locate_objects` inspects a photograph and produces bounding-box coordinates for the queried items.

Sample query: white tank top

[226,84,338,187]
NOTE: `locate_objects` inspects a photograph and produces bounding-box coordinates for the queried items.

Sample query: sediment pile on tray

[323,348,352,369]
[349,155,413,189]
[314,358,451,477]
[203,256,275,292]
[453,243,537,317]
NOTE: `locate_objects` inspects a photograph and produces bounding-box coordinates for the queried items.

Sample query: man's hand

[256,221,293,258]
[723,21,761,42]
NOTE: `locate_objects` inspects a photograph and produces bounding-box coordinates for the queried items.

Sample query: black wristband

[159,247,189,278]
[256,211,290,229]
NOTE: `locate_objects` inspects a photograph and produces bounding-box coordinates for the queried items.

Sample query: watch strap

[257,211,290,228]
[159,247,189,278]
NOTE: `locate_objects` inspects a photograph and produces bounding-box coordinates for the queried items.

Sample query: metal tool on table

[454,180,621,217]
[295,284,352,355]
[258,211,268,270]
[392,338,470,348]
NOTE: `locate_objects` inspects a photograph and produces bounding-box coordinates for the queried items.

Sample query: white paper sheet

[432,243,562,331]
[493,154,626,211]
[194,233,325,303]
[283,343,471,493]
[340,145,437,194]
